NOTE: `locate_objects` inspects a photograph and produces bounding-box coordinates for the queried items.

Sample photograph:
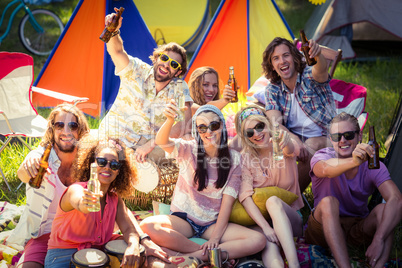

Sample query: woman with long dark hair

[140,104,265,265]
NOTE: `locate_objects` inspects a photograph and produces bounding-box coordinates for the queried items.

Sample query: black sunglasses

[330,131,359,142]
[196,121,221,134]
[53,121,79,131]
[95,157,122,171]
[159,53,181,70]
[245,122,266,138]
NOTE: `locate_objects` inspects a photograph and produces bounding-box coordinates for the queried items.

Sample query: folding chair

[0,52,88,191]
[330,79,368,132]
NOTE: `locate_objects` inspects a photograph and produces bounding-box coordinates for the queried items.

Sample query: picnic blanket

[1,202,401,267]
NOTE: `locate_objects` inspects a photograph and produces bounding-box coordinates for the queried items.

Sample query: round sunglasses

[159,53,181,70]
[53,121,79,131]
[330,131,359,142]
[245,122,265,138]
[196,121,221,134]
[95,157,122,171]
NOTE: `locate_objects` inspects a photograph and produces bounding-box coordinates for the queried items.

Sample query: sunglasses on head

[95,157,122,171]
[197,121,221,134]
[245,122,265,138]
[330,131,359,142]
[159,53,181,70]
[53,121,79,131]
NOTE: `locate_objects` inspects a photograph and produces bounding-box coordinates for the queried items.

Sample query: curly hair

[40,104,90,147]
[149,42,187,77]
[261,37,306,84]
[188,66,220,105]
[234,105,273,157]
[72,136,137,198]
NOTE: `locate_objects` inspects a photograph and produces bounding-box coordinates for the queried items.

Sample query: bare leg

[140,215,201,253]
[314,196,351,268]
[173,223,266,262]
[361,204,394,268]
[263,240,284,268]
[266,196,300,268]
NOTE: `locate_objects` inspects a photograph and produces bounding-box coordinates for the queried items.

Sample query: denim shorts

[44,248,78,268]
[171,212,216,238]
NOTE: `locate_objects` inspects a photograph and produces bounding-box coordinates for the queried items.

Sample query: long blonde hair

[234,105,272,157]
[188,66,220,105]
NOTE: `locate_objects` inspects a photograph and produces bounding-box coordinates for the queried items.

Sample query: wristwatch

[139,233,150,243]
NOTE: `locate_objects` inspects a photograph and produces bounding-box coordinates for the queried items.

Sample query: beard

[153,63,176,82]
[54,138,77,153]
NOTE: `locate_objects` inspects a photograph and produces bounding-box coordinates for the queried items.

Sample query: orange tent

[185,0,294,94]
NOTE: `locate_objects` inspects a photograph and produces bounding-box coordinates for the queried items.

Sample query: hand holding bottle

[222,85,237,103]
[101,7,124,43]
[82,189,103,213]
[163,99,180,121]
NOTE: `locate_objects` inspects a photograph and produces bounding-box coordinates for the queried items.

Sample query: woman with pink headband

[235,105,304,268]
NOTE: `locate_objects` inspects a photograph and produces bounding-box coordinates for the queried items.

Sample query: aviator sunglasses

[330,131,359,142]
[197,121,221,134]
[159,53,182,70]
[95,157,122,171]
[245,122,266,138]
[53,121,79,131]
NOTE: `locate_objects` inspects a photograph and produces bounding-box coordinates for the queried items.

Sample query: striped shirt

[6,147,64,246]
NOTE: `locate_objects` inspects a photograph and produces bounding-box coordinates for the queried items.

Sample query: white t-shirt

[287,93,323,138]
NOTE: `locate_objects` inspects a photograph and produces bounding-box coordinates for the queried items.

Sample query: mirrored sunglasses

[159,53,181,70]
[245,122,266,138]
[53,121,79,131]
[196,121,221,134]
[95,157,122,171]
[330,131,359,142]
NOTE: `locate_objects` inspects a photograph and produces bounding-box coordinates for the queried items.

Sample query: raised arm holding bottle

[99,8,193,164]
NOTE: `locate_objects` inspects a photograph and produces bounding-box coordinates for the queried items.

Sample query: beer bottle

[228,66,238,103]
[299,30,317,66]
[100,7,125,43]
[87,163,101,212]
[273,121,284,161]
[368,126,380,169]
[29,143,52,188]
[175,79,185,122]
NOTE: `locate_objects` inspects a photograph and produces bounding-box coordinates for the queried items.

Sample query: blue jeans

[44,248,78,268]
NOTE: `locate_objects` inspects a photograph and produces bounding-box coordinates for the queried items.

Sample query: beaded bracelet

[111,29,120,37]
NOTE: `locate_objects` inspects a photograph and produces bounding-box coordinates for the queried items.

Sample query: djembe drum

[71,248,110,268]
[105,240,145,268]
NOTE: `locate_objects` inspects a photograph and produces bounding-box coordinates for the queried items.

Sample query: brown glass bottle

[29,144,52,188]
[368,126,380,169]
[99,7,125,43]
[300,30,317,66]
[228,66,238,103]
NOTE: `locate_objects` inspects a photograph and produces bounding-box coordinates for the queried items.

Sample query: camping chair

[0,52,88,191]
[294,38,343,78]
